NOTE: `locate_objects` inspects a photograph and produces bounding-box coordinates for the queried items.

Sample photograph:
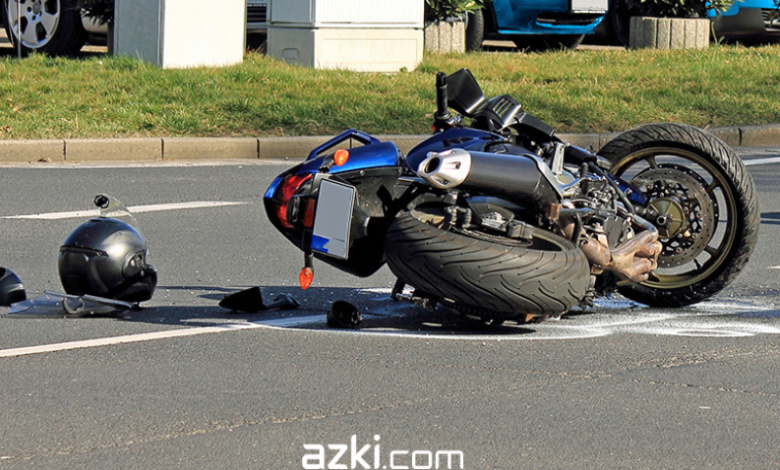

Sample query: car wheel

[465,9,485,52]
[2,0,87,56]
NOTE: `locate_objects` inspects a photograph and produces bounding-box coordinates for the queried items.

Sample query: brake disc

[631,165,716,268]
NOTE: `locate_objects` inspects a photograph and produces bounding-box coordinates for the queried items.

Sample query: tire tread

[384,211,591,318]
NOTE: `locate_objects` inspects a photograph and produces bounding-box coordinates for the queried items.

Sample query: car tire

[465,9,485,52]
[2,0,88,56]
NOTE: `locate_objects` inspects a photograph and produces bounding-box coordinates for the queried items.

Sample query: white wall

[115,0,245,69]
[268,0,425,72]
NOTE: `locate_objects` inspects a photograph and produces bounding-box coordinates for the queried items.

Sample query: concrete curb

[1,124,778,163]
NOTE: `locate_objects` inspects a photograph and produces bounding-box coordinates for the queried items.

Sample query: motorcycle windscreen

[94,193,144,235]
[311,179,356,260]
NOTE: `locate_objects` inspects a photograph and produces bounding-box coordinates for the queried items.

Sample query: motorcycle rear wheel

[598,122,759,307]
[384,207,590,322]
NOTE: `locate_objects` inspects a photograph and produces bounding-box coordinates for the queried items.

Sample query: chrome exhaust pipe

[416,148,472,189]
[416,148,562,204]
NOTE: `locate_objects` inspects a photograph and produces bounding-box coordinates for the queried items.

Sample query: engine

[553,166,662,286]
[415,144,663,295]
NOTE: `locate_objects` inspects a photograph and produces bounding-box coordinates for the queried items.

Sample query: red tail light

[277,174,313,201]
[274,173,313,229]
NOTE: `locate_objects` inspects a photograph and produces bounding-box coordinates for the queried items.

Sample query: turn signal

[333,149,349,167]
[299,267,314,290]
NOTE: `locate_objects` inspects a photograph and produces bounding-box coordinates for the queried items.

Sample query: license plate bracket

[310,179,355,260]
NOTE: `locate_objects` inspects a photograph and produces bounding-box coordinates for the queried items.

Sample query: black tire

[513,34,585,51]
[465,9,485,52]
[2,0,87,56]
[606,0,638,47]
[384,208,591,321]
[598,122,759,307]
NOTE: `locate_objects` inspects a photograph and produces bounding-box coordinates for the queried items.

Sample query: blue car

[466,0,609,51]
[710,0,780,42]
[597,0,780,46]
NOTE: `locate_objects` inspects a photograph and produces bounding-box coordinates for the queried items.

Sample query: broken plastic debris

[219,287,300,313]
[219,287,265,313]
[327,300,362,328]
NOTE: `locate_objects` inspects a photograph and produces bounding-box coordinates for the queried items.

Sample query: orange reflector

[299,267,314,290]
[333,149,349,167]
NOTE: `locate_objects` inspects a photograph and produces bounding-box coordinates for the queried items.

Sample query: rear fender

[264,133,407,277]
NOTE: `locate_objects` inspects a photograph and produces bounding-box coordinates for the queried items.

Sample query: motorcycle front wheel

[383,206,591,322]
[598,122,759,307]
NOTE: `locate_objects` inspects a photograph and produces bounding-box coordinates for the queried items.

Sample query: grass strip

[0,45,779,140]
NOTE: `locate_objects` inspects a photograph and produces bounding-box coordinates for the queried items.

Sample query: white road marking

[1,201,246,220]
[743,156,780,166]
[0,160,290,169]
[251,298,780,341]
[0,323,266,358]
[1,298,778,359]
[0,316,324,358]
[255,315,323,328]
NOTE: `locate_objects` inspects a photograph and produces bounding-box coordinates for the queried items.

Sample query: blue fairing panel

[263,137,401,201]
[308,141,402,174]
[406,128,500,172]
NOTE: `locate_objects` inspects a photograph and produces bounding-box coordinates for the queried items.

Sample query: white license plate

[311,179,355,260]
[571,0,608,13]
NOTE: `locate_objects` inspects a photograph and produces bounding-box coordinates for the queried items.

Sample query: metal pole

[16,0,21,58]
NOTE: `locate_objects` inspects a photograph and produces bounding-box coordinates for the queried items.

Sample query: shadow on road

[121,285,541,336]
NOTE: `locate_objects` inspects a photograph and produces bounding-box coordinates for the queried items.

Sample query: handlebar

[433,72,459,132]
[435,72,449,120]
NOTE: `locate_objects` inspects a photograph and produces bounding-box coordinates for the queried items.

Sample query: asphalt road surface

[2,148,780,469]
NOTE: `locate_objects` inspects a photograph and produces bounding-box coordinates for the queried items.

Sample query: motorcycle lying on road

[264,69,759,324]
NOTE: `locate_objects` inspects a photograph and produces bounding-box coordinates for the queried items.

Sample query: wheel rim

[6,0,61,49]
[610,146,739,289]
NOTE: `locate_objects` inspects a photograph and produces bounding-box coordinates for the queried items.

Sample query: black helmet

[58,218,157,303]
[0,267,26,306]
